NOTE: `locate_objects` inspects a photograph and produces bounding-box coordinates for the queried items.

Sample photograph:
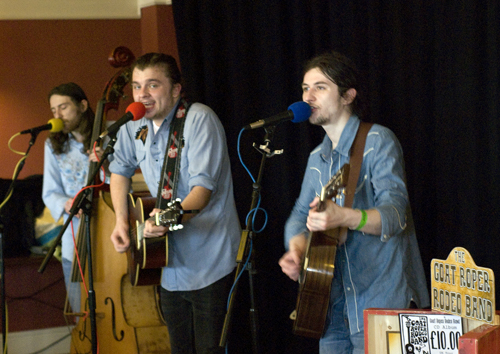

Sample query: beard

[310,114,329,126]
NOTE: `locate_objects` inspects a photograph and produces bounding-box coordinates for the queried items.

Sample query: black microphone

[98,102,146,139]
[20,118,64,135]
[244,101,311,130]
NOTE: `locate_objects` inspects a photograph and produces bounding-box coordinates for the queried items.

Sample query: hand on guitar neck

[306,197,348,233]
[143,210,173,238]
[308,197,382,236]
[144,199,186,238]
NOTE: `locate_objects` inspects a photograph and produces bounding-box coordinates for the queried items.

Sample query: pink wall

[0,15,173,180]
[0,19,142,179]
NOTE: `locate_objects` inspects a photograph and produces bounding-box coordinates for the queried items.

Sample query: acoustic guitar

[292,164,350,339]
[127,193,183,286]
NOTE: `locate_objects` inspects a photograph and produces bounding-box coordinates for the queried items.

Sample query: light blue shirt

[109,100,241,291]
[42,137,88,261]
[285,116,429,335]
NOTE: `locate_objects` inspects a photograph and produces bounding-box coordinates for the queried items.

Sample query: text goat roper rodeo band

[432,248,494,323]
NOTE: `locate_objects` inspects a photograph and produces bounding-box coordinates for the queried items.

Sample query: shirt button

[347,287,351,291]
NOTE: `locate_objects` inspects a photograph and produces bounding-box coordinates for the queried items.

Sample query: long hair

[304,51,366,119]
[47,82,95,155]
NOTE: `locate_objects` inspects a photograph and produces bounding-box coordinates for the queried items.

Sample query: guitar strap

[156,98,192,209]
[338,121,373,244]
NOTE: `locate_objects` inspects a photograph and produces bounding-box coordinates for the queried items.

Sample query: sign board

[399,313,463,354]
[364,308,499,354]
[431,247,497,325]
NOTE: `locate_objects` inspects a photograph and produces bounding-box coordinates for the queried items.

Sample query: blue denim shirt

[110,100,241,291]
[43,132,111,262]
[285,116,429,335]
[43,137,88,262]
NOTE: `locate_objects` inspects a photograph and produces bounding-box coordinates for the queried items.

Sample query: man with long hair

[42,82,105,316]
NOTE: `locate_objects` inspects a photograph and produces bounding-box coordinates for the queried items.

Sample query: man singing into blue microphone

[279,52,429,354]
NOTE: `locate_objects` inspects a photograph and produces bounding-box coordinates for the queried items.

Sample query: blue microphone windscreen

[288,101,311,123]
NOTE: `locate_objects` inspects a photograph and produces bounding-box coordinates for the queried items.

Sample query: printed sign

[431,247,497,324]
[399,314,463,354]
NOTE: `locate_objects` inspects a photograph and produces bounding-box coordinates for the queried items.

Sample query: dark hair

[304,51,365,118]
[48,82,95,154]
[132,53,183,87]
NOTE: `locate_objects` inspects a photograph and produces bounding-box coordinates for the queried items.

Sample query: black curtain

[172,1,500,353]
[0,175,45,257]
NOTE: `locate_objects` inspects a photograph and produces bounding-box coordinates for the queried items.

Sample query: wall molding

[0,0,171,20]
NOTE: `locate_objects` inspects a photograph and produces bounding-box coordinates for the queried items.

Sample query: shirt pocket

[135,148,146,165]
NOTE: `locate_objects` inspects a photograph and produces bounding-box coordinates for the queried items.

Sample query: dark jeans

[160,271,234,354]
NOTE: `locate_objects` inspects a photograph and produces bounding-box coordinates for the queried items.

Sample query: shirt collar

[319,115,361,161]
[147,98,182,132]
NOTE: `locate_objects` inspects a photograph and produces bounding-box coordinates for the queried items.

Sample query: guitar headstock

[155,198,184,231]
[320,164,350,203]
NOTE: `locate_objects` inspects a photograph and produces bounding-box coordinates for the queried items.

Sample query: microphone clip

[253,142,283,157]
[252,126,283,157]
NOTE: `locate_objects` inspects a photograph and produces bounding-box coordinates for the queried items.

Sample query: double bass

[69,47,170,354]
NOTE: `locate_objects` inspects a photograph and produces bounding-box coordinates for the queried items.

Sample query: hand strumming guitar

[279,233,307,281]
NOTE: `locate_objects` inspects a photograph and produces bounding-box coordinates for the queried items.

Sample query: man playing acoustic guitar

[109,53,240,354]
[279,51,429,354]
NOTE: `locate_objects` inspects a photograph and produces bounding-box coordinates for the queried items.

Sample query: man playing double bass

[279,51,429,354]
[108,53,240,354]
[42,82,108,316]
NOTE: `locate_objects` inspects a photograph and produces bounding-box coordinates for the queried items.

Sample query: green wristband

[355,209,368,231]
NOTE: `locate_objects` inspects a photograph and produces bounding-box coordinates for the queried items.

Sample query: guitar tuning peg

[167,224,184,231]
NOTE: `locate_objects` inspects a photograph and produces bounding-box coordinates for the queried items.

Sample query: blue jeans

[160,271,234,354]
[62,257,81,314]
[320,269,364,354]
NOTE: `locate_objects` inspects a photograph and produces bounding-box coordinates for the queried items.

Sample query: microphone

[98,102,146,139]
[244,101,311,130]
[20,118,64,135]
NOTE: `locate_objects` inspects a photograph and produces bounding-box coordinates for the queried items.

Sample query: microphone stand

[38,135,117,354]
[1,132,40,353]
[220,125,282,354]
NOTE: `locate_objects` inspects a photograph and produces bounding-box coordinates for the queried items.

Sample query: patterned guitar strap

[156,98,191,210]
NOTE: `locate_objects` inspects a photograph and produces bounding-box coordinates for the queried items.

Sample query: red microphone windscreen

[126,102,146,120]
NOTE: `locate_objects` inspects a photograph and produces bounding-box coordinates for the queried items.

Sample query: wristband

[355,209,367,231]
